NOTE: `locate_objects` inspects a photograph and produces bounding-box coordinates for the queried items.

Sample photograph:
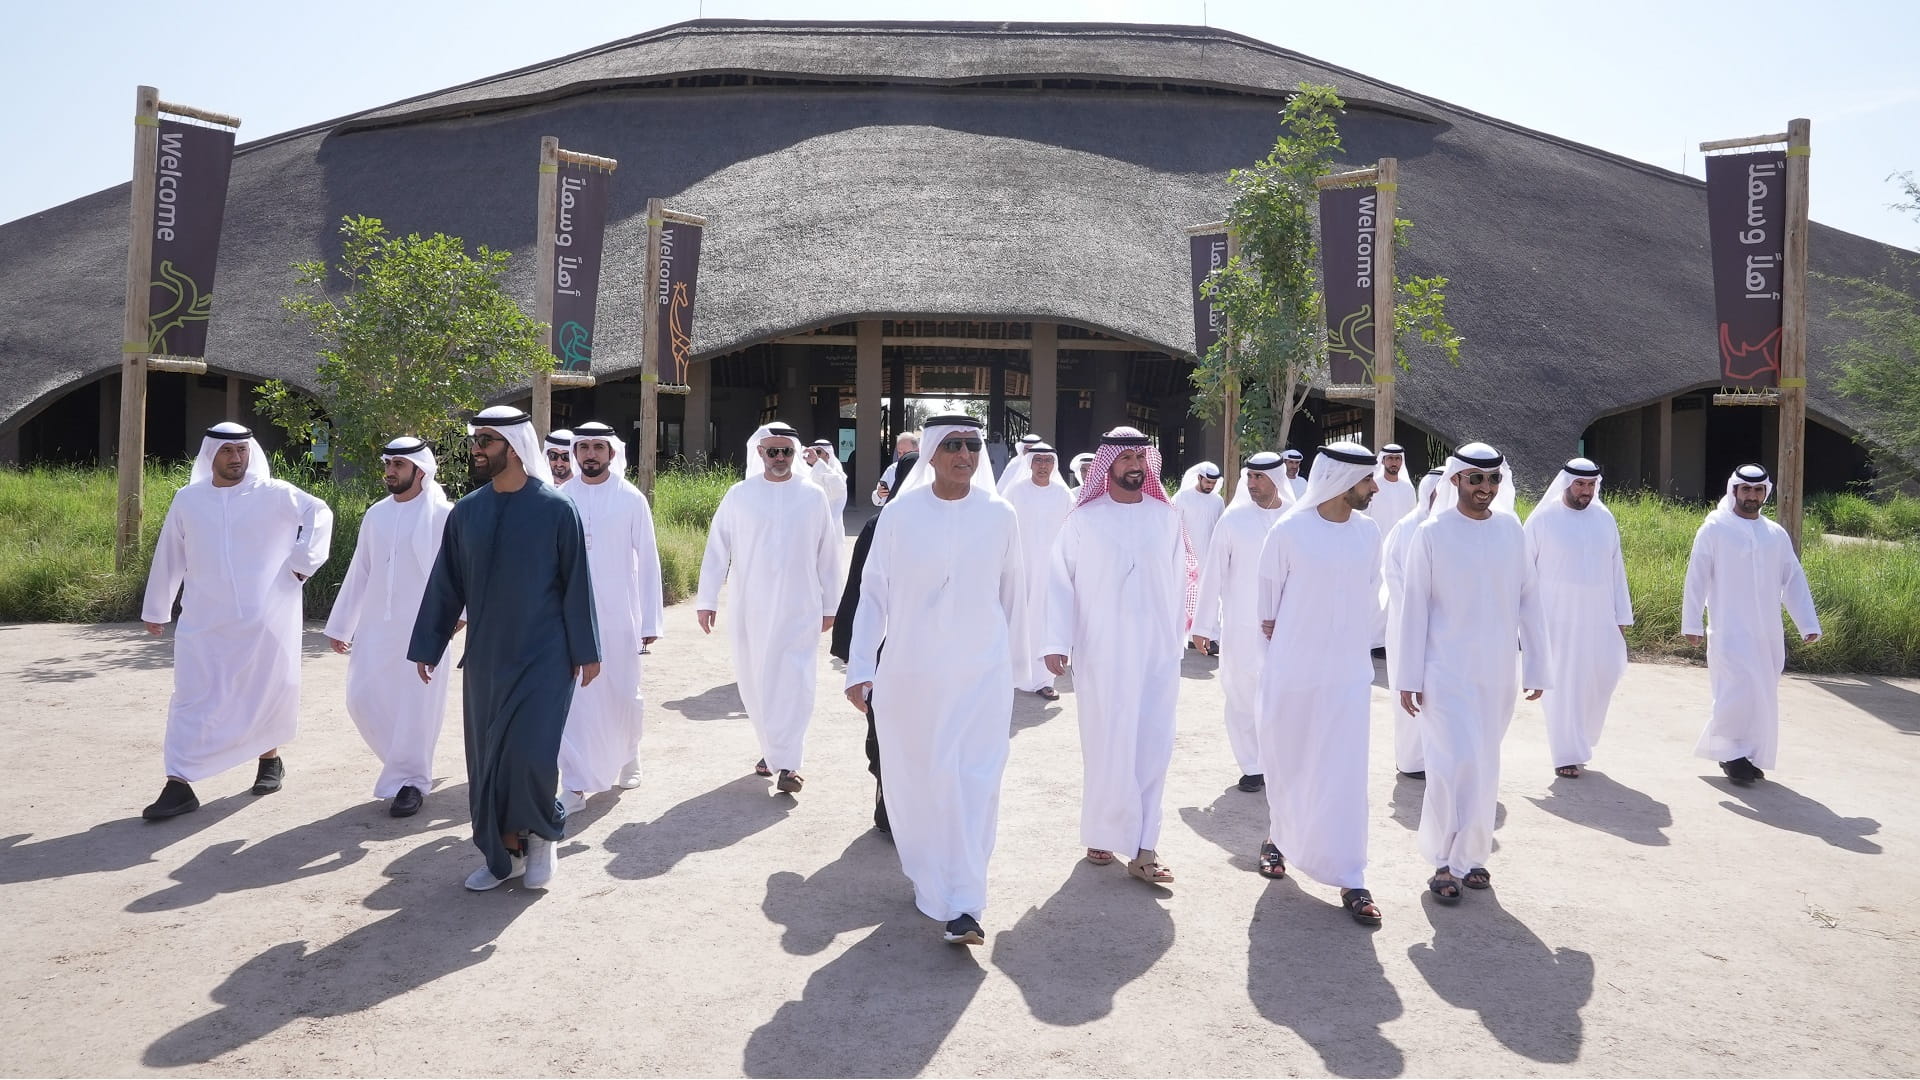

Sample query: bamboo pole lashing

[157,101,241,128]
[1697,132,1789,153]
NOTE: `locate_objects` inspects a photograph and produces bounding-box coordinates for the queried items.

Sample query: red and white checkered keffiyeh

[1073,427,1198,625]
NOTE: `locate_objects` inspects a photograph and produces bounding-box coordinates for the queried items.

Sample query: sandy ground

[2,557,1917,1077]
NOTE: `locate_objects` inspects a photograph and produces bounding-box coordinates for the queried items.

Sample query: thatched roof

[0,19,1907,481]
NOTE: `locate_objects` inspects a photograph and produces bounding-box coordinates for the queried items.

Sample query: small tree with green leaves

[256,215,551,486]
[1191,83,1463,451]
[1829,173,1920,483]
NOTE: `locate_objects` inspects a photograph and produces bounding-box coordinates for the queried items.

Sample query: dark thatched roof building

[0,19,1907,496]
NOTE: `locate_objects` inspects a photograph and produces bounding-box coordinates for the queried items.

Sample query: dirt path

[2,591,1915,1077]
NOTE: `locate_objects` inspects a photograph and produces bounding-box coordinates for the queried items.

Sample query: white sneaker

[524,834,557,888]
[616,758,643,789]
[463,854,526,892]
[560,789,587,815]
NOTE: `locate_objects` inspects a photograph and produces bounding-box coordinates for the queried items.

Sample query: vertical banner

[655,219,703,386]
[1318,184,1380,384]
[1188,232,1229,357]
[146,119,235,357]
[551,160,611,373]
[1706,151,1787,386]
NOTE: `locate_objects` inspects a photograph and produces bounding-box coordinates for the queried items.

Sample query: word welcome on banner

[551,161,611,373]
[1318,184,1380,385]
[1706,150,1787,387]
[147,120,235,358]
[1188,232,1229,358]
[655,219,702,386]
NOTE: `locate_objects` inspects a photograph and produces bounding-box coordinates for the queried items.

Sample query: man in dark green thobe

[410,405,600,891]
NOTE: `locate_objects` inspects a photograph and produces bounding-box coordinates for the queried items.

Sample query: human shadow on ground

[19,624,175,682]
[991,860,1176,1026]
[744,833,982,1076]
[143,834,539,1068]
[742,916,985,1077]
[1011,681,1066,736]
[1408,891,1592,1063]
[0,792,253,886]
[1803,674,1920,735]
[558,788,625,855]
[123,786,471,913]
[759,831,910,956]
[661,682,747,722]
[601,775,793,880]
[1526,770,1672,847]
[1704,776,1883,854]
[1178,786,1268,871]
[1179,647,1218,681]
[1248,877,1405,1077]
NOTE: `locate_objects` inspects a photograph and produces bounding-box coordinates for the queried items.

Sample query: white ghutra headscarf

[470,405,553,486]
[892,415,995,500]
[190,421,271,485]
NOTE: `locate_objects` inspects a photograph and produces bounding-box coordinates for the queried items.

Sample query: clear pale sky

[5,0,1916,249]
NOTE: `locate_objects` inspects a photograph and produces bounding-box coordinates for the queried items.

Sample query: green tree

[256,215,551,485]
[1830,172,1920,481]
[1191,83,1463,452]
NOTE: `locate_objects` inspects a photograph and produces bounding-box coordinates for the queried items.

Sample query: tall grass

[0,463,734,621]
[1806,491,1920,543]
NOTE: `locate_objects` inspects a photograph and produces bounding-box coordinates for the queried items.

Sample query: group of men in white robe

[134,413,1825,931]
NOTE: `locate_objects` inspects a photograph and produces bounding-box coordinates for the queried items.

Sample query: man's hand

[1044,653,1069,677]
[1189,634,1212,652]
[1261,620,1275,640]
[1524,688,1544,701]
[417,662,434,685]
[845,682,872,714]
[575,662,601,688]
[821,616,835,633]
[1685,633,1704,646]
[697,610,716,634]
[1804,633,1821,644]
[454,620,467,633]
[328,637,350,655]
[144,622,164,636]
[1399,690,1422,717]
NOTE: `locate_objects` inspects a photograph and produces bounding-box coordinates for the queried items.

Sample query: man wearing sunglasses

[1043,427,1196,887]
[555,422,664,818]
[1390,442,1549,903]
[545,428,575,485]
[410,405,601,892]
[844,415,1025,946]
[696,423,843,794]
[1682,465,1820,786]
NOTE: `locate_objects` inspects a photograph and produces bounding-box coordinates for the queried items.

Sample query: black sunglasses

[546,450,569,462]
[762,446,795,458]
[939,438,984,454]
[1462,470,1504,486]
[467,433,504,450]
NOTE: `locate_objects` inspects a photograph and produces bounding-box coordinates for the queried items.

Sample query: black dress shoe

[1398,770,1426,781]
[873,781,891,835]
[942,914,984,945]
[252,756,285,795]
[1720,758,1760,785]
[1237,773,1265,792]
[390,785,424,818]
[143,779,200,820]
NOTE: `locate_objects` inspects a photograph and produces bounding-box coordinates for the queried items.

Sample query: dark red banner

[1706,151,1787,386]
[655,220,702,386]
[146,120,234,358]
[1189,232,1229,358]
[551,161,611,374]
[1319,184,1380,385]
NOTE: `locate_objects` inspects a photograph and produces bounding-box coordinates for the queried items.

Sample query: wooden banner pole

[1220,230,1242,502]
[1372,157,1399,453]
[115,85,160,571]
[637,197,664,498]
[531,136,559,441]
[1778,118,1811,553]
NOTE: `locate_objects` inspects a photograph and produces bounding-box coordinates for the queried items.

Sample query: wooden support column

[1777,118,1811,553]
[115,85,161,570]
[683,360,711,463]
[1657,396,1674,496]
[223,373,240,421]
[856,320,883,495]
[988,355,1006,441]
[1372,157,1399,452]
[636,196,666,497]
[532,137,560,440]
[888,346,906,447]
[1029,322,1058,440]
